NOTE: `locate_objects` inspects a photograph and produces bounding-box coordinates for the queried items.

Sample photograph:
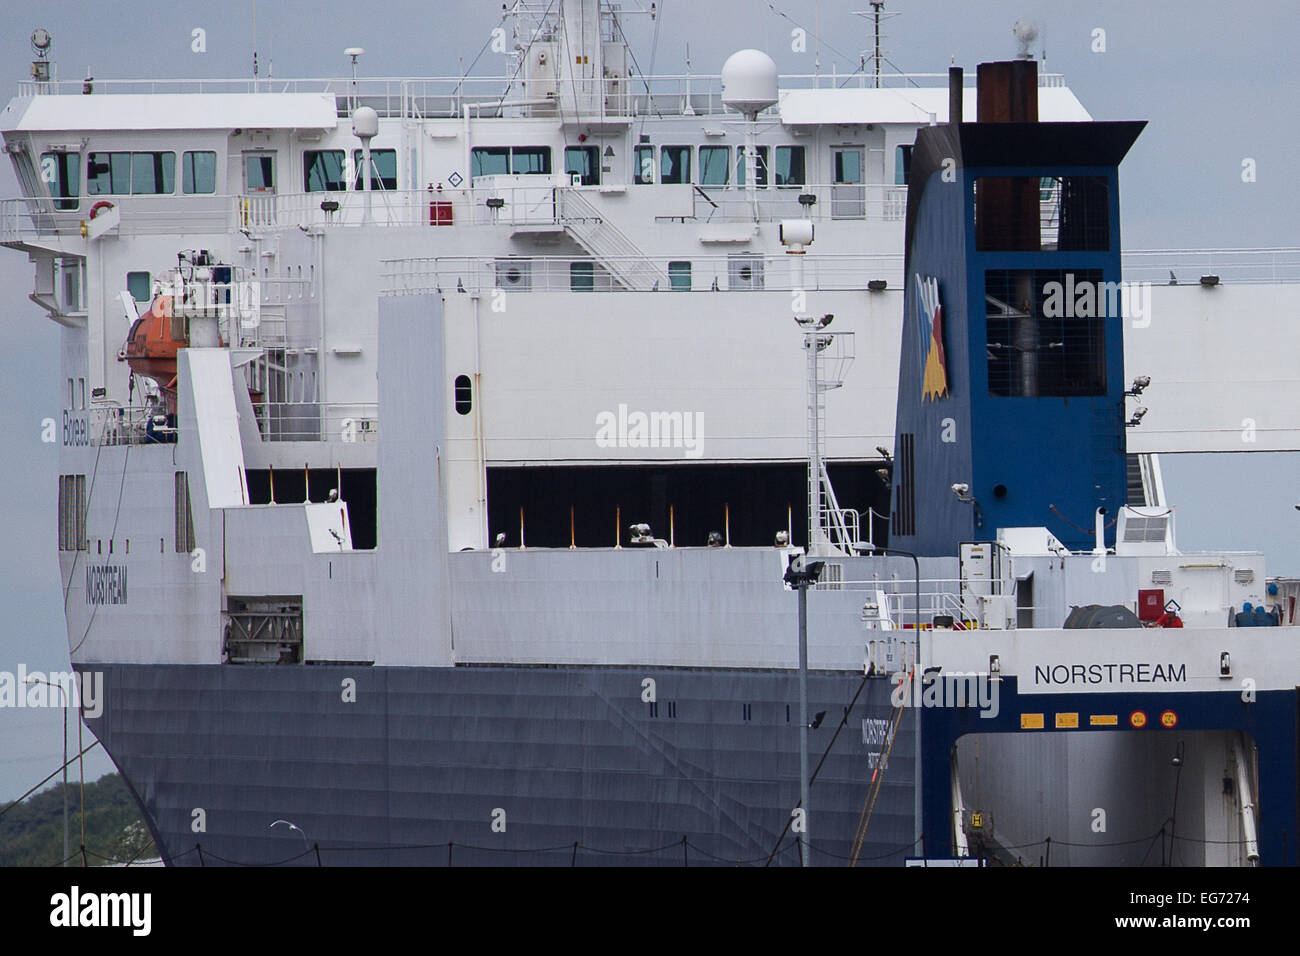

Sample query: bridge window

[85,152,129,195]
[353,149,398,190]
[660,146,691,184]
[471,146,551,179]
[131,152,175,194]
[633,144,654,184]
[87,152,176,195]
[182,151,217,194]
[40,151,79,209]
[511,146,551,174]
[736,145,769,187]
[472,147,509,178]
[304,150,346,192]
[564,145,600,185]
[774,146,805,187]
[698,146,730,186]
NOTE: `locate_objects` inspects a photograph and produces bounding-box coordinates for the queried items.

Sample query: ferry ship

[4,1,1295,865]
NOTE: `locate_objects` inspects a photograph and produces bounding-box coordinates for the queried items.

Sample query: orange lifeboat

[123,295,183,411]
[123,291,263,412]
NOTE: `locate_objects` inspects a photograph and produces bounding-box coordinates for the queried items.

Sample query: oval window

[454,375,472,415]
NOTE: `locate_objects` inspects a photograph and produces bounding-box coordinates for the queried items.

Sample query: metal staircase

[555,188,668,291]
[1125,452,1165,507]
[804,329,857,556]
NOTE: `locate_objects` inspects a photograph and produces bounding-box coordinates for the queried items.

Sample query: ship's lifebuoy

[89,200,114,219]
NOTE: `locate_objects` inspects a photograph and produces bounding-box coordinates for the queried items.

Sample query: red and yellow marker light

[1130,710,1147,728]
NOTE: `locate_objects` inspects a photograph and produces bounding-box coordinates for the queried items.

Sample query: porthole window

[454,375,472,415]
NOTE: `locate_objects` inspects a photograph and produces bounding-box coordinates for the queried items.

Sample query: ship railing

[382,253,905,295]
[856,577,1019,629]
[236,190,438,229]
[71,405,172,446]
[1,183,901,240]
[672,183,909,223]
[1,194,233,242]
[253,402,377,443]
[1120,248,1300,285]
[16,72,1068,118]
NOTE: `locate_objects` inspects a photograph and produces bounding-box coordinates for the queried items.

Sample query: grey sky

[1,0,1297,801]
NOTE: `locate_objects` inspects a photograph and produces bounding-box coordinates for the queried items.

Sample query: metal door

[831,147,865,219]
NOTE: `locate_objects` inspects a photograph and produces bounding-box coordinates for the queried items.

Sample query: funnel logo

[916,275,948,401]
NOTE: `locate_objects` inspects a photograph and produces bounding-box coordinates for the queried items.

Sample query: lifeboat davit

[123,293,262,412]
[123,295,183,411]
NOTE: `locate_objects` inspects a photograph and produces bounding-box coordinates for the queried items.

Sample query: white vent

[1123,514,1168,543]
[494,259,532,291]
[727,255,764,291]
[1151,569,1172,585]
[816,562,843,591]
[1234,569,1255,584]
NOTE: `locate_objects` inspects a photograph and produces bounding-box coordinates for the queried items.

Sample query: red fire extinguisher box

[1137,588,1164,622]
[429,201,453,226]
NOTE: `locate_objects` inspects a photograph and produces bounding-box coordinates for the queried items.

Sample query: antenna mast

[871,1,883,88]
[853,3,890,89]
[252,0,259,86]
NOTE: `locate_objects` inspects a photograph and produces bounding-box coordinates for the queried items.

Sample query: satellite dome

[721,49,778,116]
[351,106,379,140]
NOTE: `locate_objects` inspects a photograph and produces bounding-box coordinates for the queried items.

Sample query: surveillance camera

[951,482,969,497]
[1134,375,1151,389]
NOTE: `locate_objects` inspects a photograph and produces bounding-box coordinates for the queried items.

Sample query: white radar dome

[721,49,778,116]
[351,106,379,140]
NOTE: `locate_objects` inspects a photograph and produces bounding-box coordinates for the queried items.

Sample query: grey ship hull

[84,663,918,866]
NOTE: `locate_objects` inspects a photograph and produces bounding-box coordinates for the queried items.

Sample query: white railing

[865,577,1017,629]
[1120,248,1300,285]
[1,194,231,242]
[674,183,908,223]
[254,402,377,443]
[65,406,172,446]
[381,253,905,296]
[17,72,1069,118]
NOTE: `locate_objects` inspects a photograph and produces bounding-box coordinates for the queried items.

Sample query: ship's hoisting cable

[763,672,871,866]
[611,4,662,130]
[70,442,130,656]
[460,7,513,87]
[0,739,103,822]
[493,0,558,117]
[848,669,910,866]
